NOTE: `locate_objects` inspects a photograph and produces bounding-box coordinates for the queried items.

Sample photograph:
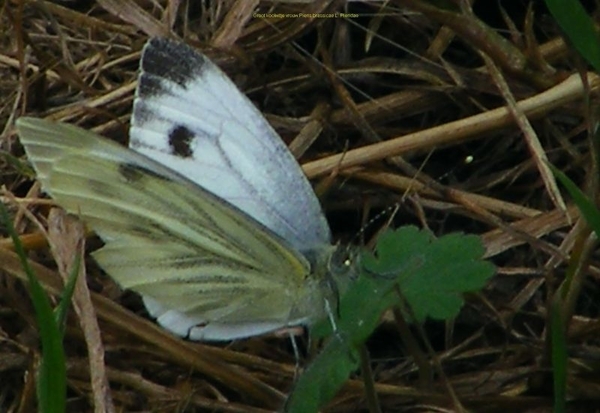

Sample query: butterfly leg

[325,298,338,333]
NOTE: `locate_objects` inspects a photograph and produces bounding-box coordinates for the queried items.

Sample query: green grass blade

[549,163,600,237]
[545,0,600,72]
[54,253,80,335]
[0,203,66,412]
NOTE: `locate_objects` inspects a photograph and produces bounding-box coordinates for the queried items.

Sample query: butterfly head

[321,244,360,330]
[329,244,359,280]
[323,243,360,304]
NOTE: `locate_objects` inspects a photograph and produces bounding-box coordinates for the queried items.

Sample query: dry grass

[1,1,599,412]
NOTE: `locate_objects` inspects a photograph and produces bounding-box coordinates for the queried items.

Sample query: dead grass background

[1,0,599,412]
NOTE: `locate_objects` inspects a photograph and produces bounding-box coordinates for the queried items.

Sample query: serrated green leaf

[289,227,495,413]
[361,226,430,278]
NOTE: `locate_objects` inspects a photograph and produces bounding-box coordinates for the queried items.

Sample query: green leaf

[361,226,429,278]
[284,333,359,413]
[402,233,492,320]
[286,226,495,413]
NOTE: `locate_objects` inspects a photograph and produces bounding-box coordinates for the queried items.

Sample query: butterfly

[17,38,354,341]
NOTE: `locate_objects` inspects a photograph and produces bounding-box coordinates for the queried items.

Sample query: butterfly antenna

[350,153,475,248]
[348,203,397,249]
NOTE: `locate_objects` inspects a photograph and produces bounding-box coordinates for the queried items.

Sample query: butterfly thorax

[292,245,357,325]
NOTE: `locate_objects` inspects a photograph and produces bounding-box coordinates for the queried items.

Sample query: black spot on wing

[168,126,194,158]
[118,163,171,183]
[140,38,209,92]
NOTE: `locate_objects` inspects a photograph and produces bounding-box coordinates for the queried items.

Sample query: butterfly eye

[344,255,359,281]
[328,245,358,281]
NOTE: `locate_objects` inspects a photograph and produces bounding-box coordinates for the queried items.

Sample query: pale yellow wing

[17,117,327,340]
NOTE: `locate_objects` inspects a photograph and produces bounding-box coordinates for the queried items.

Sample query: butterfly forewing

[130,38,331,253]
[17,118,327,340]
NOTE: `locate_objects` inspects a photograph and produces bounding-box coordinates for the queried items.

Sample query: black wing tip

[139,37,209,89]
[143,37,190,61]
[146,37,174,50]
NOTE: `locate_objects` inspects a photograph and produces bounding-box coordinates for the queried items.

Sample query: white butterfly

[17,38,352,341]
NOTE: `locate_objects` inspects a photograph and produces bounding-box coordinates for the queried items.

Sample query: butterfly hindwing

[17,117,328,340]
